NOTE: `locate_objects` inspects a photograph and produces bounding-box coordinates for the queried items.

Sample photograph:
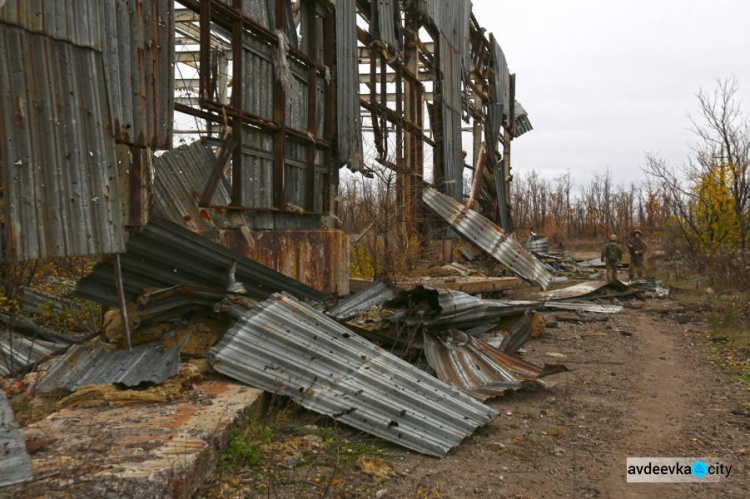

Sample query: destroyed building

[0,1,582,495]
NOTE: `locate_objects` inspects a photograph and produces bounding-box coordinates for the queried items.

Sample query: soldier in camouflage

[627,229,647,280]
[601,234,623,282]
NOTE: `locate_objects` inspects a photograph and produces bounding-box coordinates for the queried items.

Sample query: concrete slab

[4,381,264,498]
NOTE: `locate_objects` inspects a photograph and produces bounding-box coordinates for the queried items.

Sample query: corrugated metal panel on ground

[423,330,566,401]
[526,236,549,254]
[75,218,326,307]
[542,302,624,314]
[423,187,553,289]
[534,281,611,301]
[210,293,497,458]
[420,288,540,330]
[335,0,363,171]
[0,26,127,261]
[36,337,186,393]
[0,331,66,377]
[0,391,32,487]
[327,281,395,321]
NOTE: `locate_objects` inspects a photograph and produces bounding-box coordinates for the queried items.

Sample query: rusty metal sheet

[0,330,67,377]
[423,187,553,289]
[526,236,549,254]
[75,218,327,307]
[0,391,32,487]
[423,330,567,401]
[372,0,400,50]
[209,292,497,458]
[335,0,363,171]
[0,26,127,261]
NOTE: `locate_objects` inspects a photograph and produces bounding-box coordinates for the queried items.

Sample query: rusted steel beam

[359,99,435,147]
[231,0,244,206]
[322,4,335,215]
[199,0,212,100]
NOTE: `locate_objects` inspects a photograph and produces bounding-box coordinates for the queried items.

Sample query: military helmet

[609,234,618,241]
[633,229,642,236]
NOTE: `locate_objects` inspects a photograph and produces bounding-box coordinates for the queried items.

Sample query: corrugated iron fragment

[534,281,633,301]
[0,391,32,487]
[423,330,567,401]
[513,100,533,137]
[327,281,396,321]
[136,284,229,325]
[0,331,67,377]
[526,236,549,254]
[543,302,624,314]
[210,293,497,458]
[372,0,400,50]
[36,337,187,393]
[422,187,553,289]
[0,26,127,261]
[498,310,533,354]
[75,218,326,307]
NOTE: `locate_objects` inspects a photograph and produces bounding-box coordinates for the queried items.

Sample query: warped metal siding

[493,158,513,233]
[75,218,326,307]
[210,293,497,458]
[423,332,564,401]
[36,338,186,393]
[513,100,533,137]
[373,0,400,50]
[542,302,623,314]
[490,35,510,125]
[439,40,464,202]
[153,141,240,230]
[103,0,175,149]
[423,187,552,289]
[0,26,127,261]
[327,281,395,321]
[0,392,32,487]
[424,289,540,330]
[0,0,104,49]
[335,0,363,171]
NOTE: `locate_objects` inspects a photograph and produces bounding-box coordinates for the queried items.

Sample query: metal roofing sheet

[423,330,566,401]
[0,331,66,377]
[0,26,127,261]
[75,218,326,307]
[335,0,363,170]
[534,281,611,301]
[36,337,186,393]
[0,391,32,487]
[422,187,553,289]
[489,34,510,125]
[420,288,540,330]
[209,293,497,458]
[526,236,549,254]
[497,310,533,354]
[327,281,396,321]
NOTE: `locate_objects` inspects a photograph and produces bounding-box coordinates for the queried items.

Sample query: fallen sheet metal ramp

[210,293,497,458]
[423,187,552,289]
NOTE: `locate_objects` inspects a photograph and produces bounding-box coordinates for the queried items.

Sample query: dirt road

[203,299,749,498]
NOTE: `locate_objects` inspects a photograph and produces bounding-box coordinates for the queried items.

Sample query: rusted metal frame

[322,4,335,215]
[199,0,213,100]
[198,137,239,207]
[430,33,445,190]
[357,27,422,84]
[230,0,244,206]
[359,100,435,147]
[182,0,329,75]
[304,0,318,211]
[369,26,384,158]
[272,0,287,209]
[127,146,145,227]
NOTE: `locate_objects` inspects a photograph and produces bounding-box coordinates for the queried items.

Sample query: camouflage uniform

[627,237,647,280]
[601,239,623,282]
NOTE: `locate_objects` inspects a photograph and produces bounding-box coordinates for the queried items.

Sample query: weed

[221,423,274,469]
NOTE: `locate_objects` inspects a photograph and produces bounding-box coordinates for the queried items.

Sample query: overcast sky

[471,0,750,187]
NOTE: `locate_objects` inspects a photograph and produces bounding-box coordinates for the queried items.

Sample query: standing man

[601,234,623,282]
[627,229,647,281]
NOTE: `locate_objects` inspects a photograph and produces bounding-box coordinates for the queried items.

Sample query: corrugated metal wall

[0,26,127,260]
[335,0,364,171]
